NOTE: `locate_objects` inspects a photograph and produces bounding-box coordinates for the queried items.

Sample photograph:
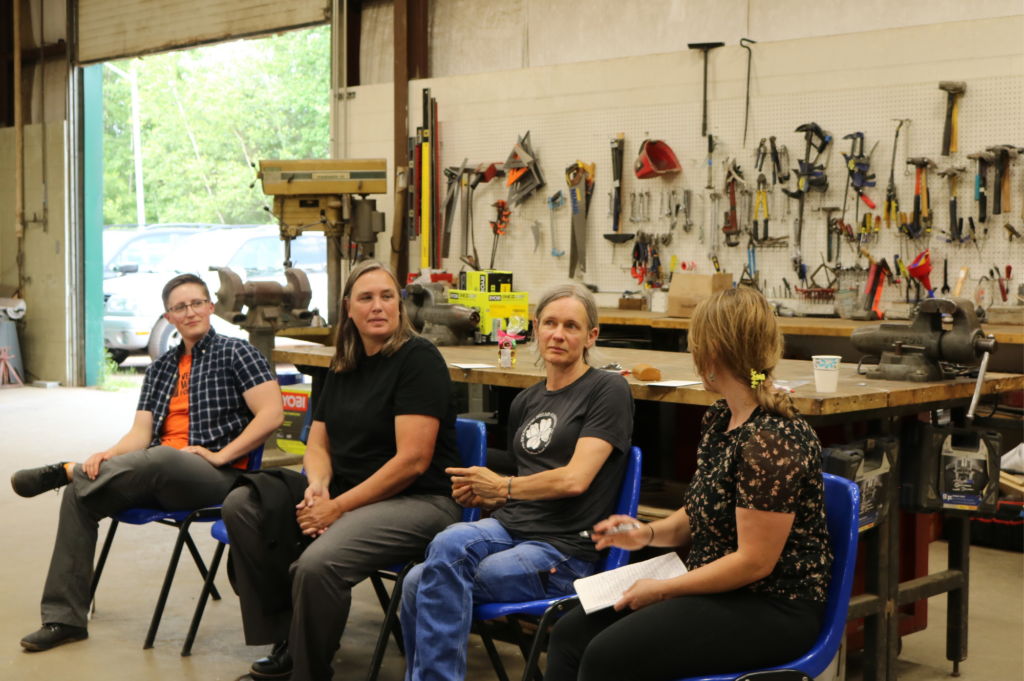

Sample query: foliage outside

[103,27,330,227]
[97,356,144,391]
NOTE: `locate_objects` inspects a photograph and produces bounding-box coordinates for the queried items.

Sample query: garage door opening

[99,26,330,372]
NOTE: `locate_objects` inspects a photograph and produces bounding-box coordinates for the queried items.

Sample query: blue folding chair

[180,418,488,665]
[678,473,861,681]
[472,446,643,681]
[89,444,264,650]
[365,417,488,680]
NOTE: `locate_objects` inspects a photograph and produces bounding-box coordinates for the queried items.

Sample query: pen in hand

[579,522,642,538]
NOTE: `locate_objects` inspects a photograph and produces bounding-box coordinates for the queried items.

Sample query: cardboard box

[666,272,733,318]
[458,270,513,293]
[276,383,312,455]
[448,289,529,341]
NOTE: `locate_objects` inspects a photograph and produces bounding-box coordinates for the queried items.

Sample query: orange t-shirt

[161,354,192,450]
[160,353,249,470]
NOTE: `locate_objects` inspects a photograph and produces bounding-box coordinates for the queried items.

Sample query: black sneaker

[20,623,88,651]
[250,640,291,679]
[11,463,71,498]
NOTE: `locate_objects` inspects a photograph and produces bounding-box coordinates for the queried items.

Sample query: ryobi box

[901,423,1002,517]
[822,436,897,532]
[276,383,312,455]
[458,270,513,293]
[448,290,529,343]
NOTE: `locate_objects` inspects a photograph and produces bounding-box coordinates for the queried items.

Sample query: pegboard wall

[421,74,1022,312]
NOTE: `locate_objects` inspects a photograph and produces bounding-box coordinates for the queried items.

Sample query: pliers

[631,240,647,284]
[753,174,769,241]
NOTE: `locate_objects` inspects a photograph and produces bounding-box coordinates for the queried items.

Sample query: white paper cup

[812,355,841,393]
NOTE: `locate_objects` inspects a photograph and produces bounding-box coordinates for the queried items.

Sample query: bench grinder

[211,266,313,369]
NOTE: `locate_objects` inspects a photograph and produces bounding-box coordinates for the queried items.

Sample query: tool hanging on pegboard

[566,161,595,278]
[722,158,747,247]
[782,122,831,280]
[487,200,511,270]
[605,134,633,244]
[504,131,546,208]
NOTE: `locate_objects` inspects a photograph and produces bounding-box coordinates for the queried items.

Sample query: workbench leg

[862,521,888,681]
[885,422,902,681]
[945,516,970,676]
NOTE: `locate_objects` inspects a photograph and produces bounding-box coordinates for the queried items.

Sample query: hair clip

[750,369,766,389]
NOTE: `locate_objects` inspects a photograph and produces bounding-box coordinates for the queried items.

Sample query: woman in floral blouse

[546,287,833,681]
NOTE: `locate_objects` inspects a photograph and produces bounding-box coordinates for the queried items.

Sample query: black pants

[545,590,826,681]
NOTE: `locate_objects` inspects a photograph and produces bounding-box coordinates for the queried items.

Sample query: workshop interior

[0,2,1022,681]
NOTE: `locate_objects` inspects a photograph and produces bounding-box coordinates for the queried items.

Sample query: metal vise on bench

[851,297,996,382]
[405,282,480,347]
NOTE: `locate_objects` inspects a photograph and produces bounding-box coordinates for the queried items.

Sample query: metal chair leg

[181,524,222,601]
[368,574,404,654]
[143,515,195,649]
[181,541,225,657]
[90,518,120,603]
[366,563,414,681]
[477,621,512,681]
[520,598,581,681]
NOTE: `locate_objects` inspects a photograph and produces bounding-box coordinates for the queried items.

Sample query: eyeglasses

[167,299,210,316]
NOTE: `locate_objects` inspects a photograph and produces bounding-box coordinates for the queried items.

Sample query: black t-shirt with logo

[312,335,461,497]
[492,367,634,561]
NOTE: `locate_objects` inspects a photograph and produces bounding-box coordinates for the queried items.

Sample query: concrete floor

[1,385,1021,681]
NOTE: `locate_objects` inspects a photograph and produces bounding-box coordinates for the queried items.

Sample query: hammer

[986,145,1016,215]
[938,81,966,156]
[938,166,967,241]
[906,158,936,235]
[967,151,994,222]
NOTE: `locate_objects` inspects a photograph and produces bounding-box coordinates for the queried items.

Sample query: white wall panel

[76,0,330,64]
[340,17,1024,312]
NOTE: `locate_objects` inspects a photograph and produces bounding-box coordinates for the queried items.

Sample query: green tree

[103,26,330,226]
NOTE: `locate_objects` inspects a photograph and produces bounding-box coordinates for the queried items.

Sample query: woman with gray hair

[399,283,635,681]
[222,260,463,681]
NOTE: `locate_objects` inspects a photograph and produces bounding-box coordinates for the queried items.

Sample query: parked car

[103,227,202,279]
[103,227,328,362]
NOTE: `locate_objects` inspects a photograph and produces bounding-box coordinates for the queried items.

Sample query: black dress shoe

[251,640,292,679]
[11,463,71,498]
[21,623,89,651]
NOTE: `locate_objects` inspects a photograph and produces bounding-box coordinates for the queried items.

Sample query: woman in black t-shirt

[545,287,833,681]
[399,283,634,681]
[221,260,462,681]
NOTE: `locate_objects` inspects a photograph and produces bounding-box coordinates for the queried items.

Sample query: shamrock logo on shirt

[521,412,557,454]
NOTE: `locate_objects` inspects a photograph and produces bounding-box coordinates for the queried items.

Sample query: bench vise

[405,282,481,347]
[851,297,996,382]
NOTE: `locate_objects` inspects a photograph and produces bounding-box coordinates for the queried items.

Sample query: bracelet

[507,476,515,501]
[643,524,655,547]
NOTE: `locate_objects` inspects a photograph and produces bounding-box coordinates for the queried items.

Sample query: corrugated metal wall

[76,0,331,64]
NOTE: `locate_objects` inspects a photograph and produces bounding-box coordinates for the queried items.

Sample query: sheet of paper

[646,380,702,387]
[573,552,688,614]
[450,363,495,369]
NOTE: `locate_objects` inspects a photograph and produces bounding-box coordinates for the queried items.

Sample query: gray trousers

[222,486,461,681]
[41,446,242,628]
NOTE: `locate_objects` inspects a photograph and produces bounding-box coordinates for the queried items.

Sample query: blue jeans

[401,518,596,681]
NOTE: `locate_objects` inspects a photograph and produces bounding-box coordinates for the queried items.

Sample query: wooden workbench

[594,309,1023,345]
[273,344,1022,418]
[273,341,1020,681]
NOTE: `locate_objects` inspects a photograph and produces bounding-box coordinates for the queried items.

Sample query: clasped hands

[296,482,341,537]
[447,466,506,510]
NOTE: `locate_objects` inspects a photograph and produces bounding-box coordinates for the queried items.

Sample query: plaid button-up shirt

[138,328,275,452]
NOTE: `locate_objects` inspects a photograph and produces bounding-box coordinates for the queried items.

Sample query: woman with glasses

[222,260,463,681]
[11,273,283,652]
[399,283,634,681]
